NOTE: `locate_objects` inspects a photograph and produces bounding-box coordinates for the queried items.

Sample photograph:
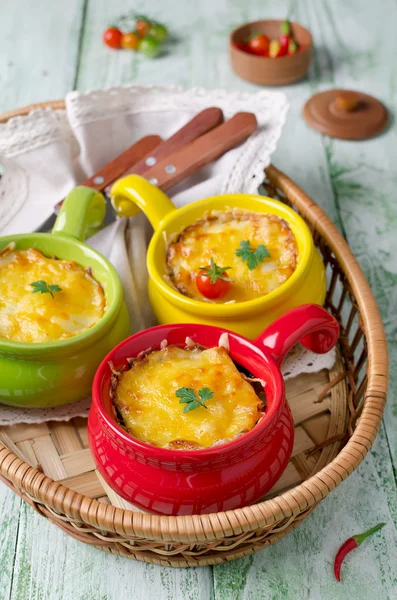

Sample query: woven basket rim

[0,100,388,543]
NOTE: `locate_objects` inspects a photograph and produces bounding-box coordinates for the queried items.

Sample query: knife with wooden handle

[35,134,163,232]
[103,106,224,193]
[133,112,258,193]
[36,107,224,232]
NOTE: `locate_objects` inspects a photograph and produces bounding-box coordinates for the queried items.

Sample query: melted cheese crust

[167,210,298,303]
[112,345,263,449]
[0,245,106,343]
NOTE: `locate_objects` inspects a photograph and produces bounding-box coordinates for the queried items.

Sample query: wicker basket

[0,101,388,567]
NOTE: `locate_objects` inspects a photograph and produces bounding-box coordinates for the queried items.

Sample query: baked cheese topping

[112,345,263,449]
[167,210,298,302]
[0,245,106,343]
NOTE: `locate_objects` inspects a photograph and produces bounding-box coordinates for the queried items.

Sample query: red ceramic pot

[88,304,339,516]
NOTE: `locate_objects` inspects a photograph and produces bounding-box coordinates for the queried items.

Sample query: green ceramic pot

[0,187,130,408]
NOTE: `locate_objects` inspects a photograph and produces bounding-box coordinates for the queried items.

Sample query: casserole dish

[110,175,326,338]
[88,304,339,516]
[0,187,130,408]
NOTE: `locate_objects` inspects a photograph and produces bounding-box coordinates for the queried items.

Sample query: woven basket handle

[254,304,339,366]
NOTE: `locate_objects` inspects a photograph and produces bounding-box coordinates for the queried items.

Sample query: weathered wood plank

[213,432,397,600]
[0,484,21,600]
[0,0,396,598]
[0,0,86,113]
[212,0,397,597]
[9,502,213,600]
[311,0,397,477]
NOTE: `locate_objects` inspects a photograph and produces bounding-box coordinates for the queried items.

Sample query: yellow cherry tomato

[121,32,140,50]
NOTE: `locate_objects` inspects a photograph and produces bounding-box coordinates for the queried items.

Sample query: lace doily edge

[66,84,289,194]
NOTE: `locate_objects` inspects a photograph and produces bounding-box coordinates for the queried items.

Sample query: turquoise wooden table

[1,0,396,598]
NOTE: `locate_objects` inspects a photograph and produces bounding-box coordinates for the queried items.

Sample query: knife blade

[35,134,163,232]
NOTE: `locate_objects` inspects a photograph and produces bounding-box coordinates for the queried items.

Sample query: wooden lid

[303,89,388,140]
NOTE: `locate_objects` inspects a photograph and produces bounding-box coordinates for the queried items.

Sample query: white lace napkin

[0,85,335,425]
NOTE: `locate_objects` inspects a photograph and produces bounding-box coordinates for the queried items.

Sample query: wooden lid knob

[334,92,360,113]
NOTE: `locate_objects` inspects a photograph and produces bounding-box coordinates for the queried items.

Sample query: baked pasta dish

[166,210,298,303]
[0,243,106,343]
[110,339,265,449]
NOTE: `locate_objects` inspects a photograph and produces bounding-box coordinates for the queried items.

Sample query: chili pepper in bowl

[334,522,386,582]
[278,20,291,56]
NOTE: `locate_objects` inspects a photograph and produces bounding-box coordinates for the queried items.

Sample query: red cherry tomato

[196,259,232,299]
[103,27,123,49]
[196,272,230,299]
[248,34,270,56]
[136,19,150,37]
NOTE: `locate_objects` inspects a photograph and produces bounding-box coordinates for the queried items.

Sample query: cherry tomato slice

[248,34,270,56]
[196,269,231,299]
[121,32,140,50]
[103,27,123,49]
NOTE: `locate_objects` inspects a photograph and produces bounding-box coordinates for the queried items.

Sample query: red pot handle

[254,304,339,366]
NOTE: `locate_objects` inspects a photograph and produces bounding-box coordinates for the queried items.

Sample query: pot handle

[110,175,177,230]
[52,186,106,241]
[254,304,339,366]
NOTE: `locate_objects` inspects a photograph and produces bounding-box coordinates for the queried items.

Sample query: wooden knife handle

[120,107,224,178]
[141,112,258,192]
[54,134,162,211]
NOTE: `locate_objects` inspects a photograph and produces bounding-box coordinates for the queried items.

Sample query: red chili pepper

[334,522,385,582]
[279,34,290,56]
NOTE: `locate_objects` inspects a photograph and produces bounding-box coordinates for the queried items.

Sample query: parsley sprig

[176,387,214,413]
[198,258,233,283]
[236,240,270,270]
[30,280,62,299]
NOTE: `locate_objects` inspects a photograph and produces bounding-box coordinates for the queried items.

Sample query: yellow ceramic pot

[111,175,326,339]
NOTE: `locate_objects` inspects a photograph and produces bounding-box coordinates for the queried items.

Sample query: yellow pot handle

[110,175,176,230]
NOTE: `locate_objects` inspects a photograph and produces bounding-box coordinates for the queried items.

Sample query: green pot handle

[52,186,106,241]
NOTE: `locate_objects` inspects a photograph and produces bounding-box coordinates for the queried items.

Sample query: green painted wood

[0,484,21,600]
[213,432,397,600]
[0,0,396,598]
[8,502,213,600]
[212,0,397,597]
[0,0,86,113]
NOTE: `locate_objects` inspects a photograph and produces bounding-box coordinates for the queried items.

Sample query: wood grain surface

[0,0,396,598]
